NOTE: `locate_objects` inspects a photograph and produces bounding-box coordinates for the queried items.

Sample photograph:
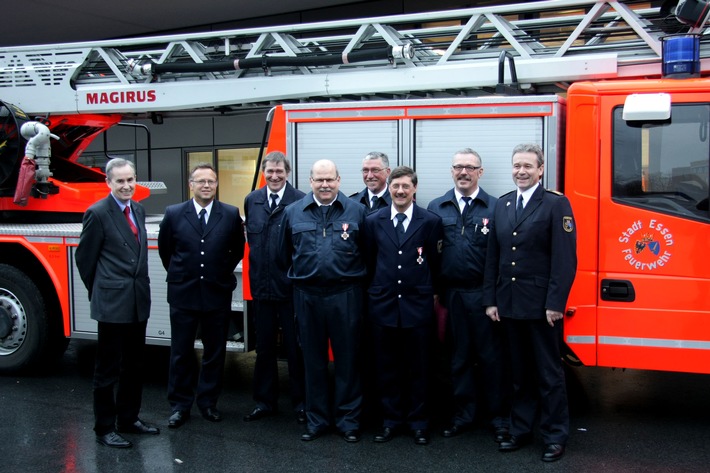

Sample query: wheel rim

[0,288,28,356]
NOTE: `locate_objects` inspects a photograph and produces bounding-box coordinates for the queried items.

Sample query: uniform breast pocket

[246,222,264,246]
[441,217,458,248]
[292,221,318,252]
[332,221,359,253]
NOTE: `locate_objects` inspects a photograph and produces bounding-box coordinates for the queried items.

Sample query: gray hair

[105,158,136,180]
[364,151,390,168]
[453,148,482,166]
[512,143,544,167]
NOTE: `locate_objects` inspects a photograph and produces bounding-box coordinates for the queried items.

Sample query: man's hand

[546,309,564,327]
[486,306,500,322]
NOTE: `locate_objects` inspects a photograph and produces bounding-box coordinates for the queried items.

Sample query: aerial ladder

[2,0,710,116]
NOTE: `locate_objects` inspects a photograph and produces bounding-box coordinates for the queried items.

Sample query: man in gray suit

[76,158,159,449]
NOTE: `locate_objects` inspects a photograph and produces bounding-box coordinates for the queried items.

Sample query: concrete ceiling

[2,0,367,47]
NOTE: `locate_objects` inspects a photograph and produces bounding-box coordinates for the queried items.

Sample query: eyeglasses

[452,165,481,172]
[361,167,386,175]
[191,179,217,186]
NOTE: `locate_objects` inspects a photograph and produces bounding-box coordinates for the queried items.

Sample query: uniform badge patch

[437,239,443,253]
[563,216,574,233]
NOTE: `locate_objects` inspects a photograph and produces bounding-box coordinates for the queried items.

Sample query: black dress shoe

[498,434,532,452]
[201,407,222,422]
[441,424,468,438]
[342,430,361,443]
[117,419,160,435]
[301,429,325,441]
[413,429,430,445]
[168,410,190,429]
[494,427,510,443]
[373,427,396,443]
[542,443,565,462]
[296,410,307,425]
[243,407,273,422]
[96,432,132,449]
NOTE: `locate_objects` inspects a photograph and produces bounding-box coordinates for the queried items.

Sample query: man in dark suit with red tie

[158,163,245,428]
[363,166,443,445]
[483,143,577,463]
[243,151,306,424]
[76,158,159,449]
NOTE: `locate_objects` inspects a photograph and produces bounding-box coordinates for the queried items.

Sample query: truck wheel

[0,264,52,373]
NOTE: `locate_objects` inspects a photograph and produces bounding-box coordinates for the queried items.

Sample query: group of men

[75,141,577,463]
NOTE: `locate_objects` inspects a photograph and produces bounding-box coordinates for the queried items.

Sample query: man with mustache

[350,151,392,214]
[428,148,510,443]
[279,159,367,443]
[364,166,443,445]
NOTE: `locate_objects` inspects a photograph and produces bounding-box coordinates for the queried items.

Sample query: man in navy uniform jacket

[363,166,443,446]
[243,151,306,424]
[483,143,577,463]
[159,163,245,428]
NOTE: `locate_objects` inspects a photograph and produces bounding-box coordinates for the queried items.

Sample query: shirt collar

[268,186,286,201]
[368,188,387,201]
[454,187,479,204]
[193,199,214,216]
[391,203,414,222]
[517,183,539,206]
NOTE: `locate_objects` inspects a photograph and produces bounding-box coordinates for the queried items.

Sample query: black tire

[0,264,54,374]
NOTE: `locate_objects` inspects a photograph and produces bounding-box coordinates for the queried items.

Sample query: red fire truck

[0,0,708,374]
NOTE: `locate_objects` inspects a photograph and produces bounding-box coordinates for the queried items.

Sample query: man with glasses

[350,151,392,213]
[428,148,510,444]
[158,163,245,429]
[279,159,367,443]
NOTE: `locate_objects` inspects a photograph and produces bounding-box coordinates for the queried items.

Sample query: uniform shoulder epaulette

[501,189,516,197]
[546,188,564,196]
[348,191,361,198]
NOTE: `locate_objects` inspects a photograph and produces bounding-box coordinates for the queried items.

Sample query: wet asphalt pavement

[2,340,710,473]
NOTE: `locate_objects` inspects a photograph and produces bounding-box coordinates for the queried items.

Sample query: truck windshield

[613,104,710,222]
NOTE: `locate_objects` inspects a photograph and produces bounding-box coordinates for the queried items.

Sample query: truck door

[597,95,710,373]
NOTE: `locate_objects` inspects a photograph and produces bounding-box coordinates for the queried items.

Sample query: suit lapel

[183,200,203,235]
[517,185,544,226]
[379,209,399,246]
[203,201,223,236]
[108,197,140,255]
[400,205,424,245]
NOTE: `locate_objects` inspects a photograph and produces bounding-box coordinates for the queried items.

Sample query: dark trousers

[93,320,147,435]
[294,285,363,433]
[252,299,305,411]
[504,317,569,444]
[168,306,229,411]
[373,323,431,431]
[446,288,510,428]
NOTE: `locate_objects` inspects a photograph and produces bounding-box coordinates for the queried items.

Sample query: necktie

[370,195,379,209]
[395,213,406,243]
[199,208,207,233]
[270,193,279,212]
[516,194,524,222]
[461,196,472,220]
[123,205,139,241]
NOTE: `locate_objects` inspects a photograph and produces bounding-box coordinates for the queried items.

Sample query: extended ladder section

[1,0,709,115]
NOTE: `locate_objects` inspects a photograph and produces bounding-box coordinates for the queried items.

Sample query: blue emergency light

[661,34,701,77]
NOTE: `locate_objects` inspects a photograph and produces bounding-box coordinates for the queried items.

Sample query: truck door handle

[600,279,635,302]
